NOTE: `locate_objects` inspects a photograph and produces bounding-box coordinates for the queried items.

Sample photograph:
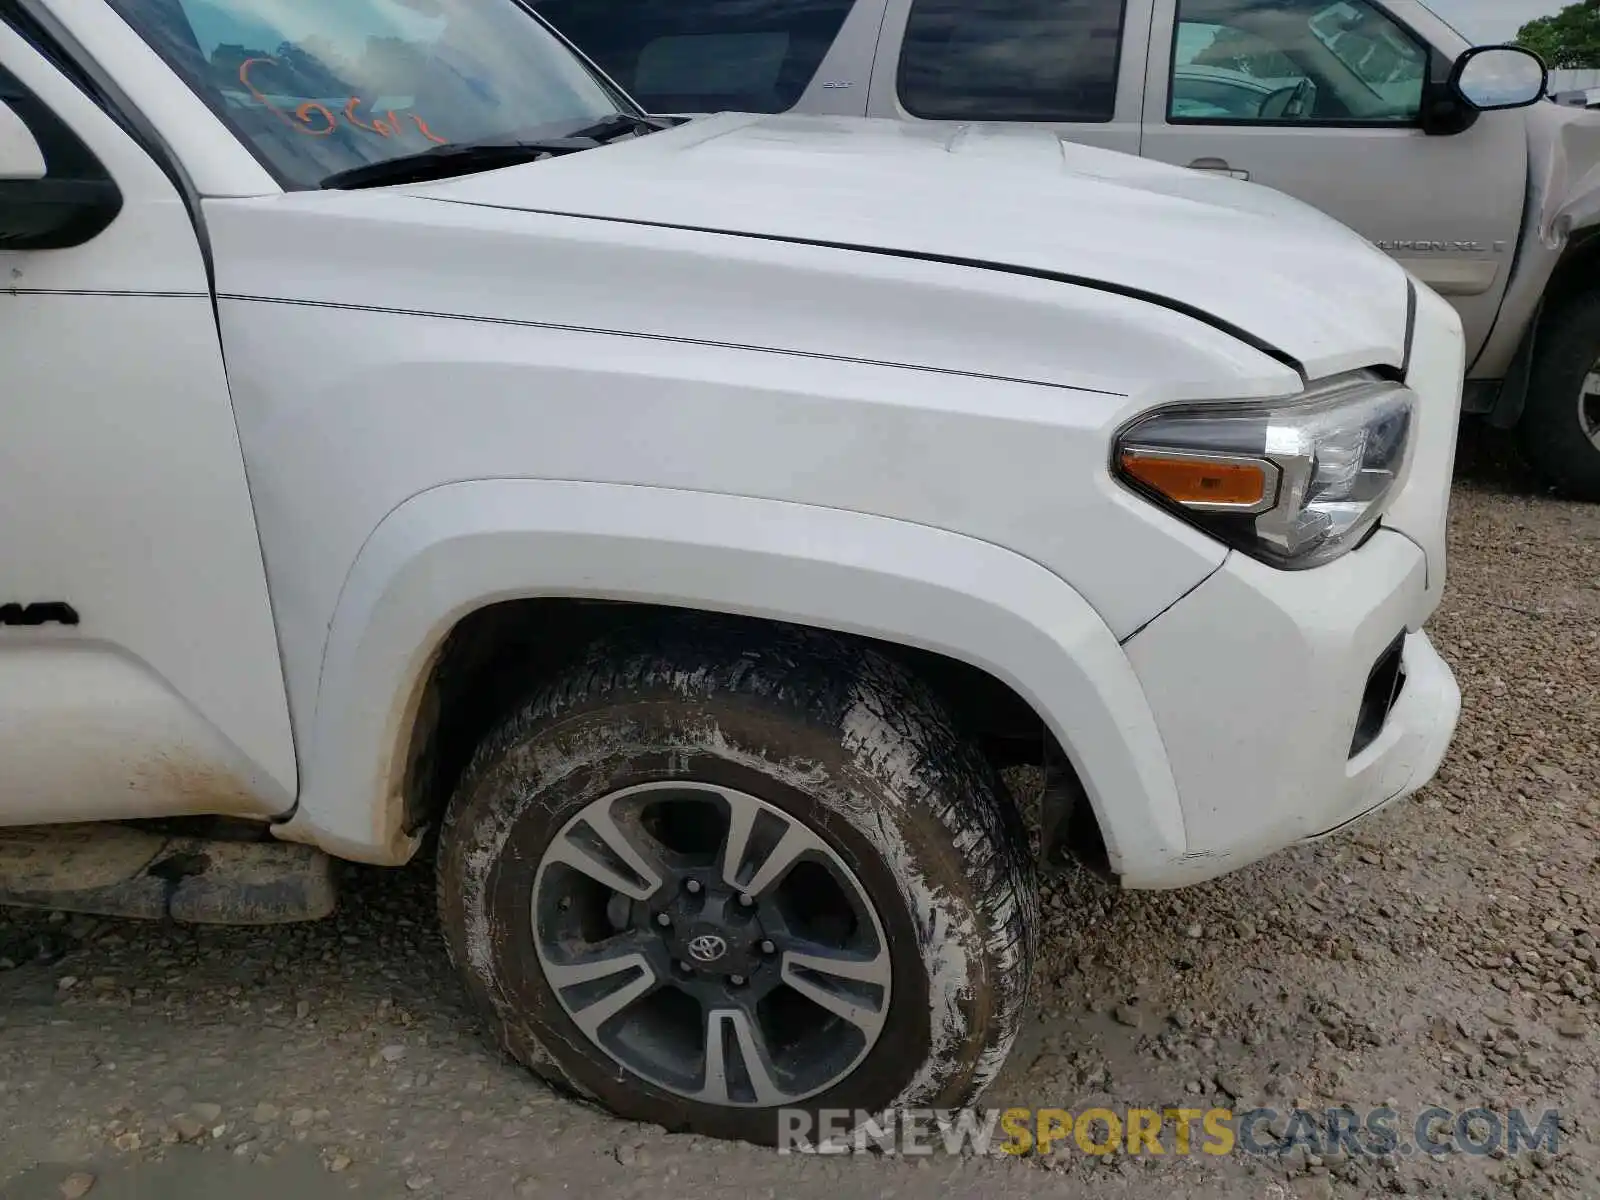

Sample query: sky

[1428,0,1565,43]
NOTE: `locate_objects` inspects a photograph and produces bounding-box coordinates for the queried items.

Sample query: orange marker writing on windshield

[240,59,442,143]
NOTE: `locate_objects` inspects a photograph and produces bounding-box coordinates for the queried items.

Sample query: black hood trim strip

[417,196,1310,383]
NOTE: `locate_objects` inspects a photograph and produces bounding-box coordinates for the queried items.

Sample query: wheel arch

[401,599,1060,837]
[271,479,1189,879]
[1545,225,1600,313]
[1488,225,1600,430]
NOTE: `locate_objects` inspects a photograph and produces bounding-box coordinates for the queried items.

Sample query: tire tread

[1520,290,1600,501]
[436,615,1037,1126]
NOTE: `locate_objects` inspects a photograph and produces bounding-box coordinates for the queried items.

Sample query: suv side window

[1169,0,1427,125]
[897,0,1128,123]
[530,0,856,114]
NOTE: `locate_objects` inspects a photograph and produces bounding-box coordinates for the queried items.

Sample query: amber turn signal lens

[1119,450,1273,509]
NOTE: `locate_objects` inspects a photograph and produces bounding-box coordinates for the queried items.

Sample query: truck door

[866,0,1156,156]
[0,14,296,824]
[1138,0,1527,367]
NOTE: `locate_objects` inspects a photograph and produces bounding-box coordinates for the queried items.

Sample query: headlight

[1114,372,1415,569]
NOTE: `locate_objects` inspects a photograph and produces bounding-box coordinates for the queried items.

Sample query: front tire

[1519,291,1600,502]
[436,619,1036,1145]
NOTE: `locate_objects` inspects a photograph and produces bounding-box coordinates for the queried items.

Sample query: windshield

[104,0,633,188]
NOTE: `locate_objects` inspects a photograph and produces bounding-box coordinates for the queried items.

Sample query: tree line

[1516,0,1600,70]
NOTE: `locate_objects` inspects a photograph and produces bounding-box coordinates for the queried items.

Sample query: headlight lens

[1115,373,1415,569]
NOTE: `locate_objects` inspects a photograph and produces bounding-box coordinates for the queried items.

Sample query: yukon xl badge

[1376,239,1508,254]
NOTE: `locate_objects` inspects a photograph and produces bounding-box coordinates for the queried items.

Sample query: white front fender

[275,479,1189,879]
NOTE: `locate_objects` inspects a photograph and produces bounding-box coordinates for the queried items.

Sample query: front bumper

[1117,529,1460,888]
[1096,283,1464,888]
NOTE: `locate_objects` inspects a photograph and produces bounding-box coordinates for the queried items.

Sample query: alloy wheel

[1580,362,1600,449]
[530,781,892,1107]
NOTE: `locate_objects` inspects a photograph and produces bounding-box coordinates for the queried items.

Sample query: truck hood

[407,112,1413,380]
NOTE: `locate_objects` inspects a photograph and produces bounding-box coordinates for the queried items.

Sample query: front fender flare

[274,480,1189,879]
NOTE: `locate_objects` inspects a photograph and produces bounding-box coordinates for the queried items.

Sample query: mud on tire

[435,616,1036,1145]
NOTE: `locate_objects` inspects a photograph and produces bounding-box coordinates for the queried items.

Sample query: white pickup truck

[532,0,1600,500]
[1,0,1461,1143]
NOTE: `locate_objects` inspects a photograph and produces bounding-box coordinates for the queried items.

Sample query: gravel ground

[1,425,1597,1200]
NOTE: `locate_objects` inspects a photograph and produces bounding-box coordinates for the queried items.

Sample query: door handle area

[1187,157,1251,181]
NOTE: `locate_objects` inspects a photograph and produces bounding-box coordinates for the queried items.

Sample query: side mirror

[0,99,46,180]
[0,96,121,250]
[1450,45,1548,111]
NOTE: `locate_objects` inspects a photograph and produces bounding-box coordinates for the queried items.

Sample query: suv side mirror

[1450,45,1548,111]
[0,95,121,250]
[0,99,46,180]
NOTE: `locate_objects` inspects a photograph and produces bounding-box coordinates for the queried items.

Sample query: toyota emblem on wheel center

[687,934,728,963]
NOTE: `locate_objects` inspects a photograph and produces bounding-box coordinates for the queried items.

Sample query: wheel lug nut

[656,913,671,927]
[738,893,753,907]
[730,974,746,986]
[760,940,776,954]
[686,880,702,894]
